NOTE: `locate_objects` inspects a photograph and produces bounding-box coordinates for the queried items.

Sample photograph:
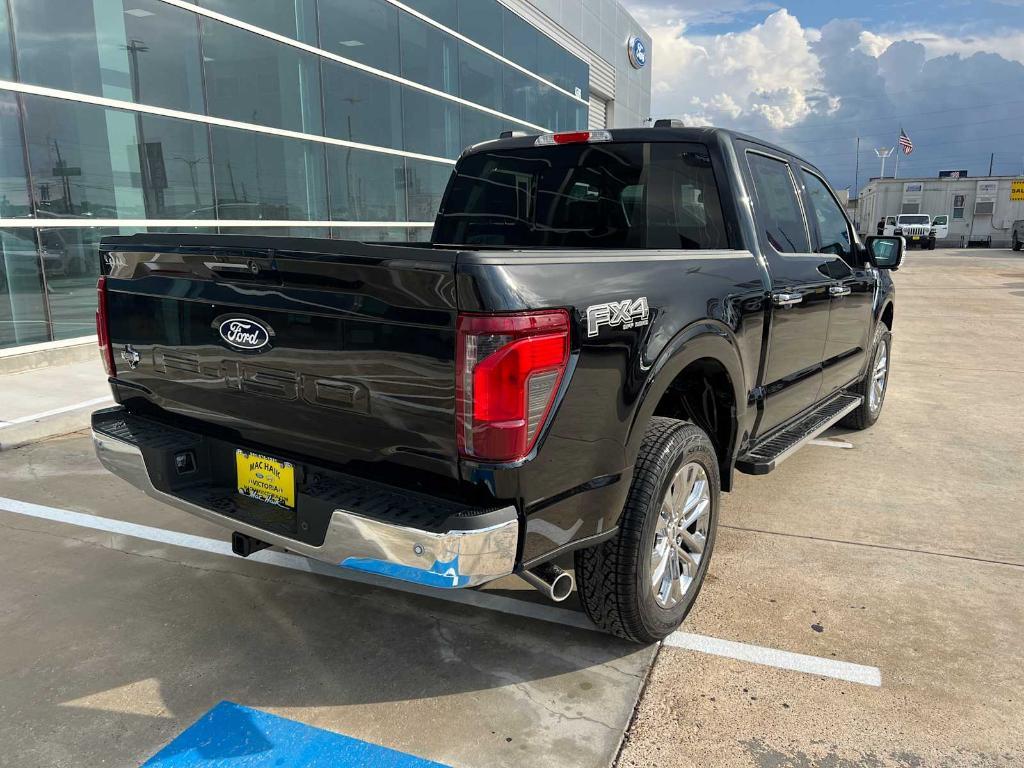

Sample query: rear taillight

[456,310,570,462]
[96,276,116,377]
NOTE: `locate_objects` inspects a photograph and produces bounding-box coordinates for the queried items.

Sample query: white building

[858,175,1024,247]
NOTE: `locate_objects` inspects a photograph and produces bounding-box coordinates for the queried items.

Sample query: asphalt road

[0,249,1020,767]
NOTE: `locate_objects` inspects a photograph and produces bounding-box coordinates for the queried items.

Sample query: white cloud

[637,9,820,129]
[636,7,1024,190]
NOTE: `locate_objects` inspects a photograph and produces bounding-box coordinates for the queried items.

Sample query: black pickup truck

[92,126,902,642]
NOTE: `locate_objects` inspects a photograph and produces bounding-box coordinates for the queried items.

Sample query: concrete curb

[0,398,112,451]
[0,337,99,375]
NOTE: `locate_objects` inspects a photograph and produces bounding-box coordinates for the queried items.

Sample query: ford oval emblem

[215,315,273,352]
[627,36,647,69]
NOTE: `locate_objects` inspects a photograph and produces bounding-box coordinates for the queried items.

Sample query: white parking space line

[664,632,881,686]
[0,496,882,687]
[0,397,114,428]
[809,438,854,449]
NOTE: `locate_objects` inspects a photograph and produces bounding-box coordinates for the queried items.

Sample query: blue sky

[678,0,1024,34]
[623,1,1024,194]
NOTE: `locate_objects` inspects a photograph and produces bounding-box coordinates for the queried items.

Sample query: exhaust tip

[549,570,574,602]
[521,563,575,602]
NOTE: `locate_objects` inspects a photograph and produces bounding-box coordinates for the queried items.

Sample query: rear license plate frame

[235,449,296,509]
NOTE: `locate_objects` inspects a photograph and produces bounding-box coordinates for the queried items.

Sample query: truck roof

[462,125,803,165]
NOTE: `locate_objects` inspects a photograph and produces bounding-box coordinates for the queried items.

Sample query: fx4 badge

[586,297,650,338]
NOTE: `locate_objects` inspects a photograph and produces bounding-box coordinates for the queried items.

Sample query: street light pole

[875,147,894,179]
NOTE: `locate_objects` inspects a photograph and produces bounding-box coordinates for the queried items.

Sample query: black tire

[1013,233,1022,252]
[840,324,891,430]
[574,418,720,643]
[928,240,936,251]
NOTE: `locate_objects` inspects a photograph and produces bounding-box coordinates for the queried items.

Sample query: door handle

[773,292,804,307]
[829,285,852,297]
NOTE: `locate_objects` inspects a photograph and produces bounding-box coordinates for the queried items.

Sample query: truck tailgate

[101,235,459,484]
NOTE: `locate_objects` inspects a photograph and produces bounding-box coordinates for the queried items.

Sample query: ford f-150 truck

[91,126,902,642]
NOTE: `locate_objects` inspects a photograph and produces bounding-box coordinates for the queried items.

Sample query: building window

[399,12,459,96]
[198,0,318,45]
[327,148,406,222]
[900,203,919,214]
[457,0,502,52]
[317,0,400,75]
[402,0,457,30]
[0,2,14,80]
[11,0,205,114]
[322,62,403,150]
[402,89,461,159]
[210,126,327,220]
[201,16,323,135]
[953,194,966,219]
[0,0,599,350]
[22,95,214,219]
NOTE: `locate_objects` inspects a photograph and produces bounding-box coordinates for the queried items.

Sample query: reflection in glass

[459,107,505,150]
[322,62,402,149]
[22,96,213,219]
[0,2,14,80]
[11,0,203,113]
[199,0,317,44]
[317,0,399,74]
[401,0,457,29]
[459,44,502,112]
[332,226,424,242]
[0,229,49,348]
[457,0,502,52]
[327,148,406,222]
[202,18,322,135]
[399,13,458,95]
[502,10,538,73]
[403,89,461,159]
[39,226,138,340]
[405,160,452,222]
[0,93,30,218]
[210,126,327,221]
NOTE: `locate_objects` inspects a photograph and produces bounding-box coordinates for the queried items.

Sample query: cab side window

[746,152,809,253]
[801,170,853,261]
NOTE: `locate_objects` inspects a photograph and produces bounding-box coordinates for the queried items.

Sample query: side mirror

[866,235,904,270]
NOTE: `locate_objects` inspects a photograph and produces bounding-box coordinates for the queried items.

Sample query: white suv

[896,214,935,250]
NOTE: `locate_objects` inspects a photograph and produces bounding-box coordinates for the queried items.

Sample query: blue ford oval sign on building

[627,36,647,69]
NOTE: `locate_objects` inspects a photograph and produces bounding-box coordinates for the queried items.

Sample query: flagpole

[894,137,900,179]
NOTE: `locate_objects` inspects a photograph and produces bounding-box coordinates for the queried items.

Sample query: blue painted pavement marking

[143,701,450,767]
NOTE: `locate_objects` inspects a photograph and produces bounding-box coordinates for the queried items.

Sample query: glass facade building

[0,0,650,351]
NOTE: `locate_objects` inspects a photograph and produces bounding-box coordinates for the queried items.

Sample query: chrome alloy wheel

[868,341,889,415]
[651,461,711,609]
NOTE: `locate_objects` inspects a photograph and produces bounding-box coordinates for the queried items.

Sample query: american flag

[899,128,914,155]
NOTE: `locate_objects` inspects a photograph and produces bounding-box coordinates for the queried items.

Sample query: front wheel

[575,418,720,643]
[841,324,891,430]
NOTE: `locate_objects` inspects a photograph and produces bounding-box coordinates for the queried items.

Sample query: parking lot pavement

[619,249,1024,767]
[0,248,1020,767]
[0,434,655,768]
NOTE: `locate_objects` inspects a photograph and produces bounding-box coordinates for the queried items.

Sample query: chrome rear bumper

[92,428,519,589]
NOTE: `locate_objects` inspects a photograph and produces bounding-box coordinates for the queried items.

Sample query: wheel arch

[626,322,747,492]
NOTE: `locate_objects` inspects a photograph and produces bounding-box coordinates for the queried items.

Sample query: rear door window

[745,152,810,253]
[433,142,730,249]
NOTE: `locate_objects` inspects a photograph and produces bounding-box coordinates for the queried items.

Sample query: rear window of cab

[433,142,731,250]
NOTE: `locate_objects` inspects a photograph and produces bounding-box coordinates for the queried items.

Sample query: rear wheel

[575,418,719,643]
[1013,233,1022,251]
[840,324,891,430]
